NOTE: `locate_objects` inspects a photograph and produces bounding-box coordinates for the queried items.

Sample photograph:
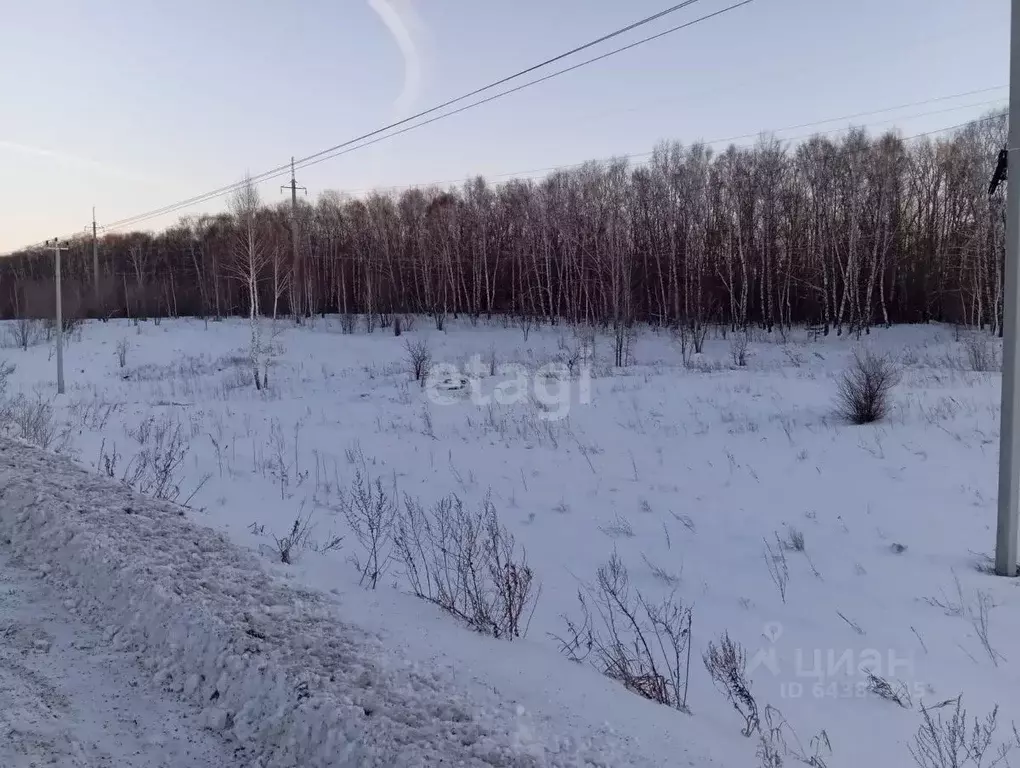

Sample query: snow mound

[0,440,630,767]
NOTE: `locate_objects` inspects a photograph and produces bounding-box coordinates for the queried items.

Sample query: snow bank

[0,440,627,767]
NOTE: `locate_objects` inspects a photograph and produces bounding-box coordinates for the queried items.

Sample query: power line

[4,19,1003,255]
[323,95,1010,197]
[575,81,1007,126]
[161,108,1012,205]
[286,3,756,175]
[100,0,754,234]
[2,111,1004,260]
[1,100,1004,258]
[5,2,714,253]
[96,0,716,232]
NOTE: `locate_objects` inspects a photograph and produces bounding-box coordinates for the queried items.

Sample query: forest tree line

[1,110,1009,337]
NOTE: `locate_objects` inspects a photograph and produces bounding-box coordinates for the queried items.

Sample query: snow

[0,441,634,766]
[1,316,1019,766]
[0,545,244,768]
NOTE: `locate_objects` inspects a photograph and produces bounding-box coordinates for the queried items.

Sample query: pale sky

[0,0,1009,252]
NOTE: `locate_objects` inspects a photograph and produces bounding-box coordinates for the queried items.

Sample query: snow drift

[0,440,627,767]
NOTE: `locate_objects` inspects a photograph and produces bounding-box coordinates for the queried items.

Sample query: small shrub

[910,695,1012,768]
[98,439,121,478]
[758,706,832,768]
[394,491,539,640]
[122,412,190,501]
[9,391,71,452]
[642,552,681,586]
[782,527,805,552]
[835,349,899,425]
[598,513,635,539]
[404,338,432,385]
[865,670,912,708]
[969,590,1002,667]
[704,632,759,737]
[338,467,398,589]
[274,514,315,565]
[672,324,695,368]
[963,336,999,372]
[68,395,120,431]
[7,318,43,350]
[764,534,790,603]
[553,552,693,712]
[116,338,129,368]
[46,315,82,336]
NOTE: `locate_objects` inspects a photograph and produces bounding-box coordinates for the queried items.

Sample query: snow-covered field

[1,316,1018,766]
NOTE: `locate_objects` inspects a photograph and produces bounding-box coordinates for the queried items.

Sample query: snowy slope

[0,546,244,768]
[1,317,1018,767]
[0,439,667,767]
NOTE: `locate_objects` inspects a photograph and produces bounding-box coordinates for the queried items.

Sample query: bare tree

[0,109,1007,336]
[227,175,271,390]
[404,338,431,385]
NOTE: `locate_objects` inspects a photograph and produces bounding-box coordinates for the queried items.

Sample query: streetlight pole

[995,0,1020,577]
[48,238,68,396]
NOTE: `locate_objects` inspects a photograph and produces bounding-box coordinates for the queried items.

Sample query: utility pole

[92,207,100,310]
[281,158,307,320]
[48,238,69,395]
[996,0,1020,577]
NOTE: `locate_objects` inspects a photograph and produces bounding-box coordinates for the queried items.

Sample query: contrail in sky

[0,140,158,184]
[368,0,424,119]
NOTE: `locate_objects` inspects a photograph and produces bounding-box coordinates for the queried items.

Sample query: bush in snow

[121,412,191,502]
[339,312,357,335]
[404,338,432,386]
[962,336,1000,373]
[7,318,43,350]
[763,534,790,604]
[757,705,832,768]
[781,526,805,553]
[553,551,693,713]
[338,467,398,589]
[835,349,899,425]
[864,670,912,709]
[273,514,315,565]
[7,390,72,453]
[44,313,82,338]
[909,695,1015,768]
[395,491,539,640]
[704,631,759,737]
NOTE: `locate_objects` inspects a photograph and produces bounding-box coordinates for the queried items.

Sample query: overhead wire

[100,0,727,232]
[5,2,1006,252]
[4,99,1005,254]
[331,93,1009,196]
